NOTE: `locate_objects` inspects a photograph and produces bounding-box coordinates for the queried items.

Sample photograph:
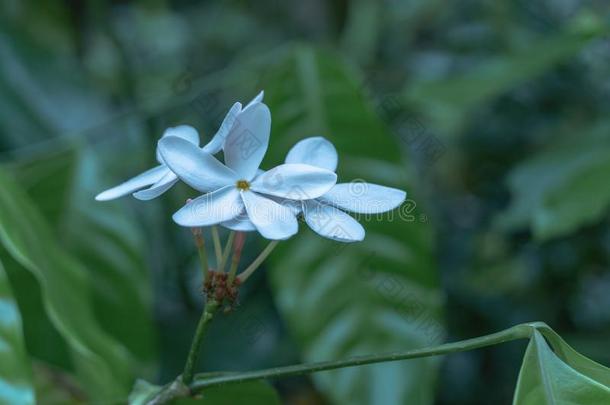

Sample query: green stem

[182,300,219,385]
[192,229,208,281]
[190,323,537,391]
[211,226,223,266]
[218,231,235,273]
[237,241,279,283]
[227,232,246,283]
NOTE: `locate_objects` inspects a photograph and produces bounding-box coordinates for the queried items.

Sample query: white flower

[157,103,338,240]
[283,136,407,242]
[95,91,264,201]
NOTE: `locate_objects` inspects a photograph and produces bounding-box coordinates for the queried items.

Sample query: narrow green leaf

[0,168,134,401]
[0,259,35,405]
[513,331,610,404]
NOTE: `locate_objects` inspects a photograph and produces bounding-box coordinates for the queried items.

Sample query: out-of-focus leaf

[0,259,35,405]
[537,158,610,239]
[261,46,444,405]
[12,146,157,371]
[496,121,610,240]
[0,168,134,401]
[513,330,610,404]
[341,0,380,65]
[0,31,111,150]
[406,12,606,136]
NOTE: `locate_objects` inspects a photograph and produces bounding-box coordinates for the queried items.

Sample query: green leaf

[536,158,610,239]
[496,121,610,240]
[513,330,610,404]
[262,46,444,405]
[13,146,157,369]
[536,325,610,390]
[0,259,35,405]
[0,168,134,401]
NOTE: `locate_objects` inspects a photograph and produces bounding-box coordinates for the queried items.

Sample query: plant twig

[218,231,235,273]
[190,323,538,391]
[211,226,223,265]
[182,300,219,385]
[191,228,208,281]
[228,232,246,283]
[237,241,279,283]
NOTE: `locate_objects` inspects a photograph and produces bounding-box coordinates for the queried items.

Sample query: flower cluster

[96,91,406,242]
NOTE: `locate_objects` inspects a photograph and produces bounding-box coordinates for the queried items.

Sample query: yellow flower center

[236,180,250,191]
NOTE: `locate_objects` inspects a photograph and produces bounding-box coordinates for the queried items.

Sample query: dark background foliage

[0,0,609,404]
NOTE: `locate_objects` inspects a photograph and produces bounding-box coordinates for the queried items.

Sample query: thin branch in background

[237,240,279,283]
[211,226,223,266]
[191,227,208,282]
[190,323,536,391]
[218,231,235,273]
[228,232,246,283]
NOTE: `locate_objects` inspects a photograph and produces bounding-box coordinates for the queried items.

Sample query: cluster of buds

[203,271,241,312]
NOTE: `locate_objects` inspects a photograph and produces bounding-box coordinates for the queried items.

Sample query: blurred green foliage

[1,0,610,404]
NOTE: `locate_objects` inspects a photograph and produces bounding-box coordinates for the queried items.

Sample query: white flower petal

[285,136,338,172]
[319,183,406,214]
[172,186,242,227]
[221,210,257,232]
[158,136,237,192]
[203,102,242,154]
[162,125,200,144]
[273,197,303,215]
[224,103,271,180]
[241,191,298,240]
[132,171,178,201]
[242,90,264,111]
[158,125,200,162]
[303,200,364,242]
[95,165,168,201]
[250,163,337,200]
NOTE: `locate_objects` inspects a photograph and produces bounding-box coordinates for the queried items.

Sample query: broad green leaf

[0,259,35,405]
[13,146,157,369]
[405,12,606,137]
[1,253,72,371]
[513,330,610,404]
[537,325,610,389]
[496,121,610,240]
[262,46,444,405]
[0,168,134,401]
